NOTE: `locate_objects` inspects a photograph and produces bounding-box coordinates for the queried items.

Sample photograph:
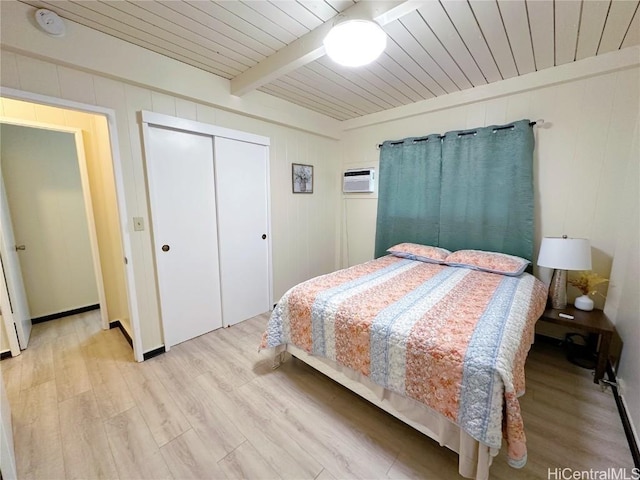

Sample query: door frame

[140,110,272,349]
[1,87,143,362]
[1,118,109,332]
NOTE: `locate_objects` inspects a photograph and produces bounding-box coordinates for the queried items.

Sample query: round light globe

[323,20,387,67]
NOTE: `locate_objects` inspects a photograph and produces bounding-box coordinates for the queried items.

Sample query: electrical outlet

[133,217,144,231]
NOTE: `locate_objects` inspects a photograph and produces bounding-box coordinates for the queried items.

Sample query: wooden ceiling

[19,1,640,120]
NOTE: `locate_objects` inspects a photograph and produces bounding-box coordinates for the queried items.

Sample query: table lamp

[537,236,592,309]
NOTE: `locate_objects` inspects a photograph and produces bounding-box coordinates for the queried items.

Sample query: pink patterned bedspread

[260,256,547,467]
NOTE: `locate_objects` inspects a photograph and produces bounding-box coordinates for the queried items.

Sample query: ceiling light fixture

[323,19,387,67]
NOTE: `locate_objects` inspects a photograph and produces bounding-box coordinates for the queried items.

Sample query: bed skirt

[274,344,498,480]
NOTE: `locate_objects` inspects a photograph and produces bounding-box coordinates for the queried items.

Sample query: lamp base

[549,269,567,309]
[574,294,594,311]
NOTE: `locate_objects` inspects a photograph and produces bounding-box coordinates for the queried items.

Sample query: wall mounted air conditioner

[343,168,375,193]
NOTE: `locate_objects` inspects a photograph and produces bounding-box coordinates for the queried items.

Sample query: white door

[145,126,223,347]
[0,176,31,348]
[214,137,270,326]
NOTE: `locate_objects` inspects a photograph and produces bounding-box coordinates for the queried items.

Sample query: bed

[260,246,547,479]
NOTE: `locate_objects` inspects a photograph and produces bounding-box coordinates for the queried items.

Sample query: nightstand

[538,306,614,384]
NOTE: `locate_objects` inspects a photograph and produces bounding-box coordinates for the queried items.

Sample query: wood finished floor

[1,310,633,479]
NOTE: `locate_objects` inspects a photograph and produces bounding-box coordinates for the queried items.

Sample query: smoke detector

[35,9,66,37]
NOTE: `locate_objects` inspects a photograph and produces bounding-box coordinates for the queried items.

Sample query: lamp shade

[323,19,387,67]
[537,237,592,270]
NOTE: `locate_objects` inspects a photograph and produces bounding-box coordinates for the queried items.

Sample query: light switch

[133,217,144,231]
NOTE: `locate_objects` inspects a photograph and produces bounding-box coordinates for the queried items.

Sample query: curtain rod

[376,119,545,150]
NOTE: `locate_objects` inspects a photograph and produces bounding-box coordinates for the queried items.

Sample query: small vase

[574,294,594,311]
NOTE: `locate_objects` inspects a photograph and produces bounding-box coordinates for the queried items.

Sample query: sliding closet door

[214,137,270,326]
[145,126,223,347]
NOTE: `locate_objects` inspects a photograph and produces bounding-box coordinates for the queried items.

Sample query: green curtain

[439,119,535,260]
[373,119,535,261]
[373,135,442,258]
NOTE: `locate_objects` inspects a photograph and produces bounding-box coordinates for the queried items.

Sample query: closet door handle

[161,245,170,252]
[15,244,26,251]
[261,234,267,240]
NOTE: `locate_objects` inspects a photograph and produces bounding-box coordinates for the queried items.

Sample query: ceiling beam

[230,0,427,96]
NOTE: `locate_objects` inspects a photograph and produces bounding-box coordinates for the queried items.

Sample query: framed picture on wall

[292,163,313,194]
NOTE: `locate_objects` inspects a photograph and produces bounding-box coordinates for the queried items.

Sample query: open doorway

[1,122,105,348]
[0,97,134,358]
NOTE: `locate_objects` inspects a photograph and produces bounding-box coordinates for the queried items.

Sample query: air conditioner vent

[343,168,375,193]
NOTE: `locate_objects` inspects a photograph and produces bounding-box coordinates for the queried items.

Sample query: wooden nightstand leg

[595,331,612,384]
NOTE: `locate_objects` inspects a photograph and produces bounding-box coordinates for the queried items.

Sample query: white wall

[604,119,640,445]
[0,3,341,353]
[1,124,98,317]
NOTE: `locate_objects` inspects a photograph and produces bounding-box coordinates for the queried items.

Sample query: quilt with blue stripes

[261,256,547,467]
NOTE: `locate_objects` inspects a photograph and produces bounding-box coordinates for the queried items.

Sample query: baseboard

[607,363,640,468]
[110,320,164,360]
[109,319,133,348]
[0,350,12,360]
[621,394,640,464]
[32,304,100,324]
[143,346,166,361]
